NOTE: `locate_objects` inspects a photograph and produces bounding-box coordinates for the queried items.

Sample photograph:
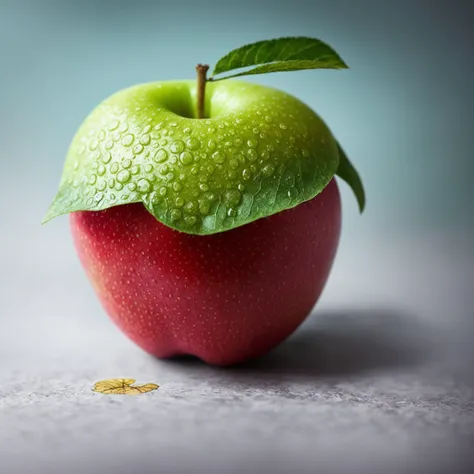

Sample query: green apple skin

[61,79,343,365]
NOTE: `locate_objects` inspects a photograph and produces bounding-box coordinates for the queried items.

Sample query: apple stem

[196,64,209,119]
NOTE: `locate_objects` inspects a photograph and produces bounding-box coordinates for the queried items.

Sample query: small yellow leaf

[92,378,159,395]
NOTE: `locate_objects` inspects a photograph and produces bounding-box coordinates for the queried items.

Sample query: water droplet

[91,150,101,161]
[118,122,129,133]
[179,151,193,165]
[170,122,178,128]
[199,183,209,192]
[131,165,140,175]
[184,216,197,226]
[154,123,164,131]
[237,184,245,192]
[175,197,184,208]
[108,120,119,131]
[212,151,225,163]
[99,130,106,141]
[160,139,168,146]
[242,168,252,180]
[199,199,210,215]
[122,158,132,169]
[186,137,201,150]
[223,189,242,207]
[143,124,152,134]
[191,165,199,175]
[88,174,97,185]
[73,160,79,170]
[122,134,134,147]
[159,164,169,175]
[110,193,116,200]
[228,170,237,179]
[236,117,243,124]
[208,140,217,150]
[252,128,260,135]
[247,149,258,162]
[105,139,114,150]
[265,116,272,123]
[173,182,182,192]
[133,144,144,155]
[128,182,137,191]
[170,140,185,153]
[86,197,94,206]
[227,207,237,217]
[140,134,151,146]
[166,172,175,182]
[247,139,258,148]
[97,164,106,176]
[154,149,168,163]
[122,194,130,200]
[183,127,191,134]
[115,182,124,191]
[279,123,287,130]
[137,178,151,193]
[225,141,233,148]
[159,186,167,196]
[108,178,115,188]
[102,152,112,164]
[267,144,275,152]
[144,164,154,173]
[89,139,99,151]
[302,149,310,158]
[170,209,181,221]
[262,163,275,177]
[117,170,131,183]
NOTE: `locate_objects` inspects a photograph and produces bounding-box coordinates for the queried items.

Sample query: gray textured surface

[1,230,474,474]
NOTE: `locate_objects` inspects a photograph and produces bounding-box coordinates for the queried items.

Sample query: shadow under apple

[166,307,437,378]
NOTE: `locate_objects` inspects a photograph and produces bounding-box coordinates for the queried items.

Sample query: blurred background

[1,1,473,473]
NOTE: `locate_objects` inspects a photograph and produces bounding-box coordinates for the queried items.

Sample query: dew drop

[154,148,168,163]
[237,184,245,192]
[179,151,193,165]
[199,200,210,215]
[131,165,140,175]
[184,216,197,226]
[122,158,132,169]
[228,170,237,179]
[208,140,217,150]
[183,127,191,134]
[144,163,154,173]
[137,178,151,193]
[223,189,242,207]
[128,182,137,191]
[108,178,115,188]
[89,139,99,151]
[140,134,151,146]
[170,140,185,153]
[110,193,116,200]
[122,134,134,147]
[105,139,114,150]
[242,168,252,180]
[229,159,239,170]
[159,186,167,196]
[173,182,182,192]
[279,123,287,130]
[247,149,258,162]
[143,124,152,134]
[159,164,169,175]
[73,160,79,170]
[88,174,97,185]
[175,197,184,208]
[133,144,144,155]
[97,164,106,176]
[199,183,209,192]
[212,151,225,164]
[118,122,129,133]
[262,163,275,177]
[227,207,237,217]
[186,137,201,150]
[170,209,181,221]
[117,170,131,183]
[247,139,258,148]
[108,120,120,131]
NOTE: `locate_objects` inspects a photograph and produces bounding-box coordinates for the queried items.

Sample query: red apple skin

[70,179,341,366]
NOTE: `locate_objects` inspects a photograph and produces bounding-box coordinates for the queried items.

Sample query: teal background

[1,0,473,236]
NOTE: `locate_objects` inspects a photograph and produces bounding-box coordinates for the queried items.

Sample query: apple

[45,37,364,366]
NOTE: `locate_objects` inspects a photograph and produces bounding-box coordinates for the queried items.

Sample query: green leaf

[335,142,365,212]
[211,37,348,80]
[43,80,341,235]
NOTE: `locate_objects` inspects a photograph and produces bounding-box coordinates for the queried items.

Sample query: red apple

[70,179,341,366]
